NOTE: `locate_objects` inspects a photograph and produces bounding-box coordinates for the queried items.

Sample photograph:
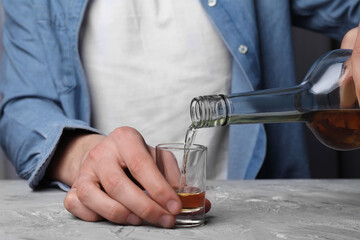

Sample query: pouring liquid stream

[179,125,197,192]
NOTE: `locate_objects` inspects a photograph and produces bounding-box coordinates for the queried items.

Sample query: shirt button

[208,0,217,7]
[238,44,248,54]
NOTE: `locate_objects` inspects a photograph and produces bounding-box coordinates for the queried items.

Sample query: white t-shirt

[80,0,232,179]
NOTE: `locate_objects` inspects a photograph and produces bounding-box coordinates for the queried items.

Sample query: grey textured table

[1,180,360,239]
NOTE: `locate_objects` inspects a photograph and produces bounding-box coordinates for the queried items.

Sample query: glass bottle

[190,49,360,151]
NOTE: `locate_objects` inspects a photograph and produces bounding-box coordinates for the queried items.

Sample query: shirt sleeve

[290,0,360,41]
[0,0,99,189]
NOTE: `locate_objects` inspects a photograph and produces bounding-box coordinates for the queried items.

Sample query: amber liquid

[176,187,205,213]
[174,186,205,227]
[305,110,360,150]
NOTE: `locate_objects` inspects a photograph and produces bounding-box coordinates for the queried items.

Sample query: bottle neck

[190,95,228,128]
[190,85,306,128]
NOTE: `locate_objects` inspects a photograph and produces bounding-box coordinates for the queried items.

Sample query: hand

[340,24,360,106]
[47,127,190,228]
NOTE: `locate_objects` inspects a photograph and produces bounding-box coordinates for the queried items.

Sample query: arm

[0,0,99,187]
[290,0,360,107]
[291,0,360,41]
[0,1,184,228]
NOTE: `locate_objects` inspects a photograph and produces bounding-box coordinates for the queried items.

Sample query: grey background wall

[0,7,359,179]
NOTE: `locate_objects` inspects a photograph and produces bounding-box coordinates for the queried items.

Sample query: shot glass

[156,143,207,227]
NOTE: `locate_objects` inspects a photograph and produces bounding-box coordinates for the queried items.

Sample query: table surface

[1,179,360,240]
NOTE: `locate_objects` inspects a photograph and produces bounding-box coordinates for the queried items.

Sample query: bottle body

[190,49,360,150]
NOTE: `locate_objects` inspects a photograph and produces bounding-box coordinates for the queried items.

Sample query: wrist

[46,131,105,186]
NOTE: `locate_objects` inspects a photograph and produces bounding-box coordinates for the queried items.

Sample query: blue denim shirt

[1,0,359,188]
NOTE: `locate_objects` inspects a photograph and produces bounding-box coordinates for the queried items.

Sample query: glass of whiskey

[156,143,207,227]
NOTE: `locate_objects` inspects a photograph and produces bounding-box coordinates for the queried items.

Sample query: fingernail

[166,200,180,215]
[159,215,173,228]
[126,213,142,225]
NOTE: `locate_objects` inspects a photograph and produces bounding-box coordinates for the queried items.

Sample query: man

[1,0,360,228]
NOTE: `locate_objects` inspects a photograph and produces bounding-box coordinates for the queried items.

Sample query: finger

[155,147,181,189]
[147,145,156,160]
[75,176,142,225]
[351,25,360,101]
[339,27,358,108]
[205,198,211,213]
[341,27,358,49]
[64,187,103,222]
[93,153,176,228]
[110,127,182,215]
